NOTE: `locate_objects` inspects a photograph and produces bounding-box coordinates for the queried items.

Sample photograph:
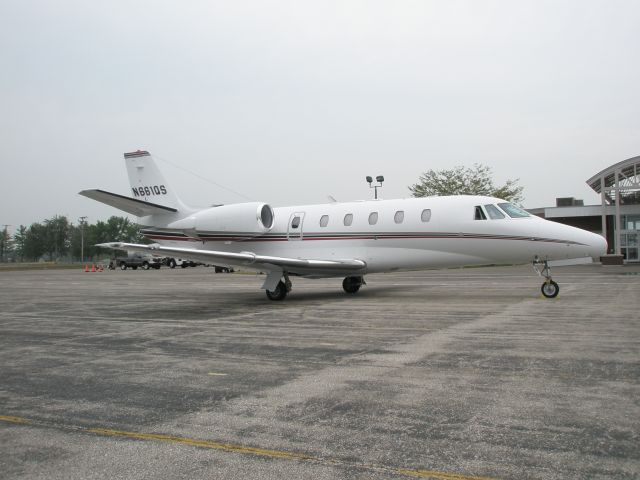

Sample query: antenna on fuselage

[366,175,384,200]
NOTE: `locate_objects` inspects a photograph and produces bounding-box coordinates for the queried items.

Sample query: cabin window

[319,215,329,227]
[484,204,505,219]
[291,216,301,228]
[474,206,487,220]
[421,209,431,222]
[498,203,530,218]
[344,213,353,226]
[394,210,404,224]
[368,212,378,225]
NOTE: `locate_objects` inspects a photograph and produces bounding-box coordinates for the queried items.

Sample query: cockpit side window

[474,206,487,220]
[498,202,530,218]
[484,204,505,219]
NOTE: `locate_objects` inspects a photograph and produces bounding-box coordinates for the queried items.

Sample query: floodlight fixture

[365,174,385,199]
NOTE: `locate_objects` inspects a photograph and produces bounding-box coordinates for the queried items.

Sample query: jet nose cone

[587,232,608,259]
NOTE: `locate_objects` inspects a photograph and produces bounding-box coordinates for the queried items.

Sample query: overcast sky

[1,0,639,230]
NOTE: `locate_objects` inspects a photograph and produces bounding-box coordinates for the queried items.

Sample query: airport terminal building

[528,155,640,263]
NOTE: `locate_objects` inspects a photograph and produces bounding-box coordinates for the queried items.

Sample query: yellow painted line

[398,468,497,480]
[0,415,496,480]
[0,415,29,424]
[88,428,315,461]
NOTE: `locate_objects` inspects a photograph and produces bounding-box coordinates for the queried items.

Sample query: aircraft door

[288,212,305,241]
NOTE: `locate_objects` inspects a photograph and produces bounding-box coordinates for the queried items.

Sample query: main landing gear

[342,276,365,294]
[265,274,366,301]
[265,274,292,301]
[533,259,560,299]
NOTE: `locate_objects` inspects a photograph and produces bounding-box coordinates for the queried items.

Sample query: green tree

[0,226,13,262]
[43,215,71,260]
[13,225,27,262]
[409,163,524,203]
[24,223,47,261]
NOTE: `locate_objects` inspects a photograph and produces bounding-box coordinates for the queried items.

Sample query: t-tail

[79,150,192,219]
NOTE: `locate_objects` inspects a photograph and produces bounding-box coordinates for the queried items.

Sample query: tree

[43,215,71,260]
[0,226,13,262]
[13,225,27,262]
[409,163,524,203]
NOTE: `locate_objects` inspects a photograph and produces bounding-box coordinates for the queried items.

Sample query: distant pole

[79,216,87,263]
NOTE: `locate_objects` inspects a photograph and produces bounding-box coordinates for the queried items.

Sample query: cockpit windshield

[497,202,530,218]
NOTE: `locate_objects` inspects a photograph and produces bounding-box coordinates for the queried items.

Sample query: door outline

[288,212,305,241]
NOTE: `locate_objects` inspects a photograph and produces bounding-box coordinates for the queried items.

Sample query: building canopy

[587,155,640,205]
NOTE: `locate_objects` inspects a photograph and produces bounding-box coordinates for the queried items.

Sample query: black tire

[142,261,150,270]
[181,263,188,268]
[343,276,363,294]
[266,281,287,301]
[120,262,127,270]
[541,280,559,298]
[168,259,176,269]
[153,264,161,270]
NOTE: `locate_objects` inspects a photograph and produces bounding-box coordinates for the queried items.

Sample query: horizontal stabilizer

[96,242,366,274]
[79,189,177,217]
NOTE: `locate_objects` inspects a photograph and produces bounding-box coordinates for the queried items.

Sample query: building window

[368,212,378,225]
[344,213,353,226]
[421,209,431,222]
[394,210,404,224]
[319,215,329,227]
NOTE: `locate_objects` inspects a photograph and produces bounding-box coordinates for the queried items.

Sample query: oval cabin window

[394,210,404,224]
[319,215,329,227]
[368,212,378,225]
[421,209,431,222]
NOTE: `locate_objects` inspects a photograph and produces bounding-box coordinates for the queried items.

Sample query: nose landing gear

[533,259,560,298]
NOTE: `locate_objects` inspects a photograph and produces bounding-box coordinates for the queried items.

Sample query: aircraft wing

[96,242,367,274]
[79,189,177,216]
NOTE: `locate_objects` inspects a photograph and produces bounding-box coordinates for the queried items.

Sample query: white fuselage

[140,195,606,277]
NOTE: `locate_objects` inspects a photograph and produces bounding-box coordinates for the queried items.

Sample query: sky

[1,0,639,231]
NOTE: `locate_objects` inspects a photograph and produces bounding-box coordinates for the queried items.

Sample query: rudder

[124,150,186,212]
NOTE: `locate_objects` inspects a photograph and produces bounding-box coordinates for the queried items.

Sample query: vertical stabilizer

[124,150,187,212]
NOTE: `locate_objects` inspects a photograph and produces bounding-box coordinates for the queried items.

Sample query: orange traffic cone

[84,264,89,272]
[91,263,96,272]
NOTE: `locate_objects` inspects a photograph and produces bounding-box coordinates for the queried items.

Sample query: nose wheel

[534,259,560,298]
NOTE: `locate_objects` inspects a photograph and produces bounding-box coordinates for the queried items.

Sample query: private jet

[80,151,607,300]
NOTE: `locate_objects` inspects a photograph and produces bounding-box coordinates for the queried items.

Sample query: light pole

[78,216,87,263]
[366,175,385,199]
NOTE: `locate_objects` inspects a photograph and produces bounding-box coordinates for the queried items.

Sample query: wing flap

[96,242,366,273]
[79,189,177,216]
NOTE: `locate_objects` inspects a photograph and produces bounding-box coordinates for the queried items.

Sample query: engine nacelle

[168,202,274,237]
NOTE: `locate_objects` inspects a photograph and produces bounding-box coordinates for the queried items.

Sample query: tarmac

[0,264,638,479]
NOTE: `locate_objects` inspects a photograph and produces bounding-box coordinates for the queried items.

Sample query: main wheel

[541,280,559,298]
[142,261,150,270]
[120,262,127,270]
[343,276,363,294]
[168,259,176,269]
[266,281,288,301]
